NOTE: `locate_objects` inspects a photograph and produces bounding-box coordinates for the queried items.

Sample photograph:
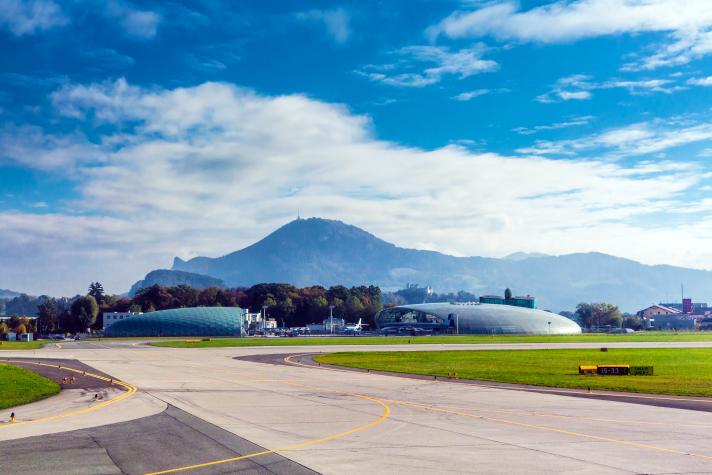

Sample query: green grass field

[152,331,712,348]
[0,341,43,350]
[0,363,61,410]
[315,348,712,397]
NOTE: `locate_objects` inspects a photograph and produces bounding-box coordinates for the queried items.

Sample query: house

[636,304,681,319]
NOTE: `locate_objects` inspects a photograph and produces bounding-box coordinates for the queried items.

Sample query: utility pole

[329,305,335,335]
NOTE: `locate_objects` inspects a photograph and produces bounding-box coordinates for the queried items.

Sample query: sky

[2,0,712,296]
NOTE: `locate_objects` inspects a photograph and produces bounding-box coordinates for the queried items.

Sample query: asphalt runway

[0,405,316,475]
[4,341,712,473]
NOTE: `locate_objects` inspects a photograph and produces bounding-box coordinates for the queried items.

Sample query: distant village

[637,298,712,331]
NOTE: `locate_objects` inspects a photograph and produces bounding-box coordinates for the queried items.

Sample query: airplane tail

[357,318,362,327]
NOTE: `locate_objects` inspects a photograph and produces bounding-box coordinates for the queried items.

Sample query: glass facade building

[104,307,246,337]
[375,302,580,335]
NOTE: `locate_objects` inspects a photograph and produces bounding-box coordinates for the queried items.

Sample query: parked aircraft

[342,318,363,334]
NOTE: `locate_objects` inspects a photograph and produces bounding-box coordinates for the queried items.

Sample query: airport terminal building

[104,307,246,337]
[375,302,581,335]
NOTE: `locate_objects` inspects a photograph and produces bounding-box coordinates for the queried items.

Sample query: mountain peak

[265,217,382,243]
[242,217,395,257]
[152,217,712,312]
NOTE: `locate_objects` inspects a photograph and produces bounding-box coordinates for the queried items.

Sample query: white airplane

[342,318,363,334]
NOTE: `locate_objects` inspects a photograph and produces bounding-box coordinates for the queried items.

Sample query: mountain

[133,217,712,312]
[503,252,550,261]
[0,289,21,299]
[129,269,224,296]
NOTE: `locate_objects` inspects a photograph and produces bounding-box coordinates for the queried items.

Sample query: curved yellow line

[143,392,391,475]
[285,353,712,461]
[0,360,137,428]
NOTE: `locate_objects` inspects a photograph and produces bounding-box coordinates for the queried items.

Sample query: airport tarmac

[3,341,712,474]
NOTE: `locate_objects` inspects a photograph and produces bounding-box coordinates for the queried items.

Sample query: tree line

[0,282,382,335]
[2,279,650,337]
[120,283,382,328]
[566,302,644,330]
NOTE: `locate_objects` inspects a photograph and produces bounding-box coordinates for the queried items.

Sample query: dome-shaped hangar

[104,307,246,337]
[375,302,581,335]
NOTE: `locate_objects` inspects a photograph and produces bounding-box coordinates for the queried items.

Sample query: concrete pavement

[2,341,712,473]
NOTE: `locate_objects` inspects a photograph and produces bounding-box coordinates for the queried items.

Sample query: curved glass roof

[375,302,580,335]
[104,307,245,337]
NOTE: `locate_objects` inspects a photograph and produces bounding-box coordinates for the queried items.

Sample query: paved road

[3,342,712,473]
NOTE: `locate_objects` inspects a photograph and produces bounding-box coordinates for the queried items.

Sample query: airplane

[342,318,363,334]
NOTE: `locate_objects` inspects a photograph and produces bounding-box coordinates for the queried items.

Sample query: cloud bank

[431,1,712,70]
[1,79,710,295]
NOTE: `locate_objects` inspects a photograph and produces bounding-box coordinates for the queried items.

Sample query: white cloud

[105,0,160,39]
[2,79,710,295]
[431,1,712,69]
[513,116,594,135]
[0,0,67,35]
[688,75,712,86]
[296,8,351,44]
[452,89,490,101]
[517,119,712,156]
[359,44,498,87]
[0,124,105,171]
[79,47,135,70]
[536,74,684,102]
[557,90,592,101]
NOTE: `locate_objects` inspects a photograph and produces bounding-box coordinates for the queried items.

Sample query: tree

[88,282,106,305]
[0,322,8,335]
[622,315,644,331]
[169,285,199,308]
[504,288,513,300]
[575,302,623,330]
[70,296,99,332]
[135,285,174,311]
[59,310,79,333]
[37,298,58,333]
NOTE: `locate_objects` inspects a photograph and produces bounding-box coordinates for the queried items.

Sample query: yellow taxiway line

[283,352,712,462]
[143,392,391,475]
[0,359,137,428]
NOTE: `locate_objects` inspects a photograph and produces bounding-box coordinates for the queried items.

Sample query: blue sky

[2,0,712,295]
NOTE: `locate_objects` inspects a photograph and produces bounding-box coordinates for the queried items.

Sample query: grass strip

[315,348,712,397]
[0,363,61,409]
[0,341,44,350]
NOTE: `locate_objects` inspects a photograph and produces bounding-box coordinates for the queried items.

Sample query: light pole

[262,305,268,332]
[329,305,335,335]
[455,314,459,335]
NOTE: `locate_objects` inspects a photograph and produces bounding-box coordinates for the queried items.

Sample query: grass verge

[315,348,712,397]
[0,363,61,409]
[152,332,712,348]
[0,341,44,350]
